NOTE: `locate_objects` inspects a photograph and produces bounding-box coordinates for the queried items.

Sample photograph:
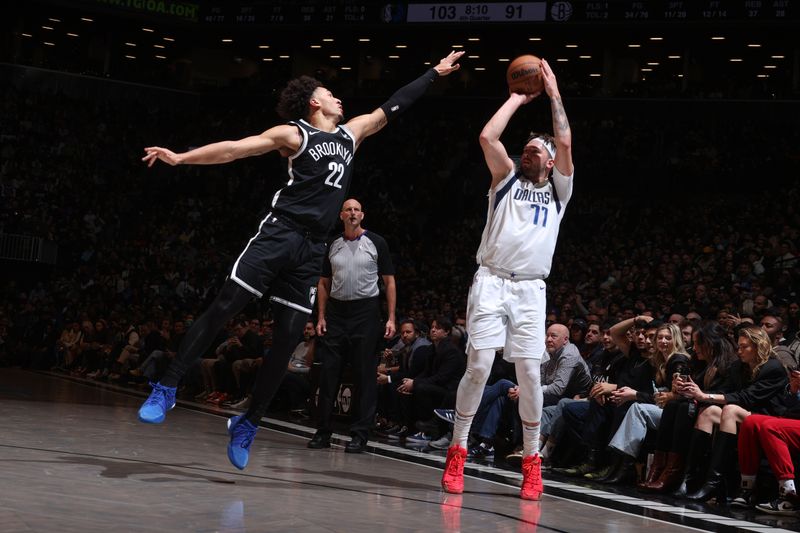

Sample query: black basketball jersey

[270,119,357,236]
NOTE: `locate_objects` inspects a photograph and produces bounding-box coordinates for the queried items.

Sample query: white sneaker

[430,432,452,450]
[756,493,800,515]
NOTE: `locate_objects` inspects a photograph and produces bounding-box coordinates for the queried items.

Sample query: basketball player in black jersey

[137,50,464,470]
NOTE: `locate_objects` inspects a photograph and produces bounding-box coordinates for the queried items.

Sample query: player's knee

[465,364,489,385]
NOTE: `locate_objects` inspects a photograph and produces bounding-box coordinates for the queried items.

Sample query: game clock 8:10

[405,2,547,23]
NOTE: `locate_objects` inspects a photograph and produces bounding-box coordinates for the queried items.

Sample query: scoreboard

[553,0,793,22]
[197,1,795,25]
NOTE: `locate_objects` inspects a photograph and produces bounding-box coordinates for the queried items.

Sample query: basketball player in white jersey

[442,58,573,500]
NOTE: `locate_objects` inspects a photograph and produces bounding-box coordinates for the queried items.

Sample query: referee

[308,198,396,453]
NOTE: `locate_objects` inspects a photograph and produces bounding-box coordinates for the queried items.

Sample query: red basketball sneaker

[441,445,467,494]
[521,454,543,500]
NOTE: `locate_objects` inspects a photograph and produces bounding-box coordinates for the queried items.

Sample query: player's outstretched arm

[345,50,464,146]
[142,124,302,167]
[479,92,534,186]
[541,59,573,177]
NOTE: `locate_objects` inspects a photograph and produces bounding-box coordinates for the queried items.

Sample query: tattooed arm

[541,59,574,177]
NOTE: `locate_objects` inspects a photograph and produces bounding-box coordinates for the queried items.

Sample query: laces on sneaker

[233,422,257,448]
[144,382,174,406]
[521,455,543,500]
[138,382,177,423]
[447,451,465,474]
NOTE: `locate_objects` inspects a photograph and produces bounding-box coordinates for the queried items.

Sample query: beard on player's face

[521,160,545,180]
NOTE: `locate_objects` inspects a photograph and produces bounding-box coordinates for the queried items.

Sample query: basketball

[506,55,543,95]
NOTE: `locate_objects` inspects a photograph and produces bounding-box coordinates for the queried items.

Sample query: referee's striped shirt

[323,231,394,301]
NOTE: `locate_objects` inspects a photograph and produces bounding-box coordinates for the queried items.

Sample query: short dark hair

[276,76,323,121]
[433,316,453,335]
[400,318,419,334]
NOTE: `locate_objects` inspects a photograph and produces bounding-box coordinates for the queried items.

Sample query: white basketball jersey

[475,167,573,279]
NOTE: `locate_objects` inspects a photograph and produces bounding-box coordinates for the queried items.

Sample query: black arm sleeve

[379,68,438,122]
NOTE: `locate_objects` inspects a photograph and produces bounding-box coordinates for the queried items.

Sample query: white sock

[522,423,541,457]
[780,479,796,495]
[452,413,474,449]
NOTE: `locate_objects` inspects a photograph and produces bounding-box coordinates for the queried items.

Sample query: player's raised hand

[540,59,560,97]
[433,50,465,76]
[142,146,181,167]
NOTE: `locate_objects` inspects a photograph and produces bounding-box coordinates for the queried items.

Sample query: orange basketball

[506,55,543,95]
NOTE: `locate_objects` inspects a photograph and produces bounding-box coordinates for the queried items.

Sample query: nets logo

[551,1,573,22]
[309,286,318,305]
[337,386,352,414]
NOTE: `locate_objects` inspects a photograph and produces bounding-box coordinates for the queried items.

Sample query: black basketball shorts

[229,212,326,314]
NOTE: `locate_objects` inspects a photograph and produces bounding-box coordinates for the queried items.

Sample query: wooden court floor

[0,368,797,533]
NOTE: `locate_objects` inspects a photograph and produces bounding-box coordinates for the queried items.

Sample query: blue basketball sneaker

[227,414,243,435]
[138,382,177,424]
[227,417,258,470]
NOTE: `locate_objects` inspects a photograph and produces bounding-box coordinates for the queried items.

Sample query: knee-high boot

[686,431,737,502]
[672,429,711,498]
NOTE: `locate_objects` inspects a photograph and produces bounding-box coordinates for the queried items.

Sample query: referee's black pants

[315,297,382,441]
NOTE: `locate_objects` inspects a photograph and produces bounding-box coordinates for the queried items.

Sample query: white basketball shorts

[466,266,546,360]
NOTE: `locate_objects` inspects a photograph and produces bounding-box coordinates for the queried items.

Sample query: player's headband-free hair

[528,136,556,159]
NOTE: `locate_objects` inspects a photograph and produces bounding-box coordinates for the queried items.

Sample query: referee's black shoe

[345,435,368,454]
[307,431,331,449]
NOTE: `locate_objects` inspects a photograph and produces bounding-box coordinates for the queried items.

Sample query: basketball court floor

[0,368,796,533]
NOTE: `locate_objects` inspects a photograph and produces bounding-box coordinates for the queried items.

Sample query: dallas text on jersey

[513,188,551,204]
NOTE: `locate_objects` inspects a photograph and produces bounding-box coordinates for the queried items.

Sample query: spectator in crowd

[376,319,431,436]
[581,320,604,361]
[559,316,656,479]
[761,310,798,371]
[113,322,143,379]
[679,319,696,356]
[642,322,738,495]
[540,321,622,466]
[569,318,588,355]
[604,323,691,485]
[463,377,519,461]
[735,367,800,514]
[198,319,262,406]
[677,326,789,502]
[54,322,82,370]
[400,317,466,446]
[273,320,316,416]
[540,323,592,407]
[132,319,186,381]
